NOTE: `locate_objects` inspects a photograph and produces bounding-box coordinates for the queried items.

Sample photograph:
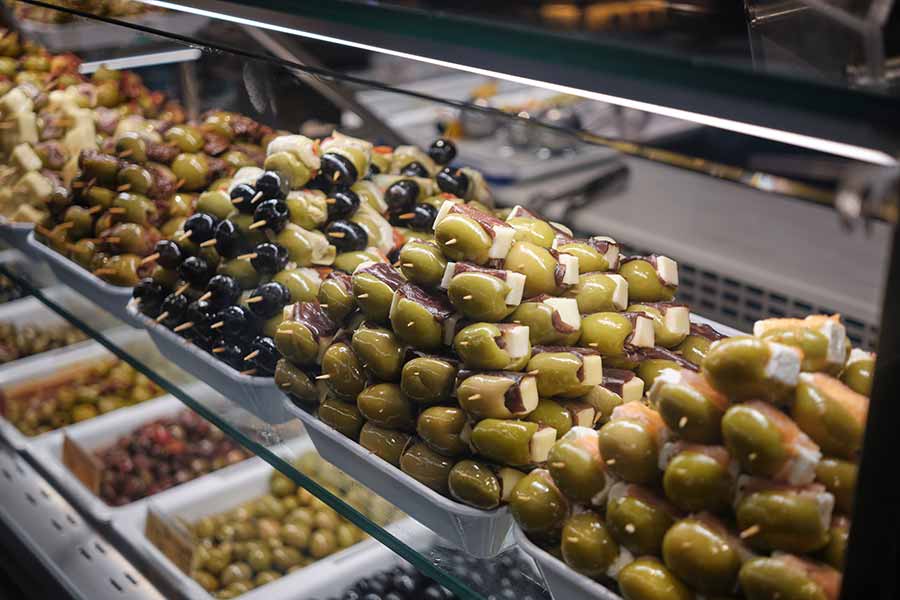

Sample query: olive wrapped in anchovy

[619,255,678,302]
[598,401,667,484]
[547,427,610,504]
[388,282,456,351]
[617,557,695,600]
[555,234,621,274]
[400,355,458,406]
[351,261,405,324]
[399,440,455,495]
[674,321,726,366]
[471,418,556,467]
[702,335,802,402]
[659,442,736,513]
[606,482,678,557]
[440,263,524,323]
[526,346,604,398]
[358,423,413,467]
[562,510,633,579]
[754,314,848,373]
[509,296,581,346]
[432,200,515,265]
[635,347,700,388]
[739,554,841,600]
[320,131,372,186]
[815,457,857,514]
[274,302,338,366]
[508,468,568,540]
[840,348,874,396]
[793,373,868,459]
[582,368,645,425]
[457,370,540,420]
[735,477,834,553]
[649,367,729,444]
[453,322,531,371]
[822,515,850,571]
[581,310,656,359]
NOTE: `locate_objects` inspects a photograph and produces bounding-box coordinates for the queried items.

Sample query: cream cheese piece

[630,315,656,348]
[664,306,691,338]
[582,354,604,387]
[608,274,629,311]
[765,341,802,386]
[11,143,41,172]
[656,255,679,287]
[542,297,581,332]
[500,325,531,359]
[558,253,580,285]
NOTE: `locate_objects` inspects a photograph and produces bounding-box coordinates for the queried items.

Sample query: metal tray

[127,302,291,426]
[514,525,621,600]
[25,232,135,322]
[284,397,515,558]
[0,221,34,254]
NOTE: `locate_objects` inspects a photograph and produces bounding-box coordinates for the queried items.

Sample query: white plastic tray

[514,525,621,600]
[27,383,249,523]
[284,398,515,558]
[127,302,291,426]
[114,441,432,600]
[0,286,121,372]
[26,232,135,322]
[0,221,34,254]
[0,327,190,450]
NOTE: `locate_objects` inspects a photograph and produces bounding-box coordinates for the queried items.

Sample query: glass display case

[0,2,897,599]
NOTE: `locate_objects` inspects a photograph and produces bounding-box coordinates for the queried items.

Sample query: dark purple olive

[255,170,289,200]
[428,138,457,166]
[253,198,290,233]
[214,219,244,259]
[385,179,419,212]
[183,212,218,244]
[205,274,241,308]
[327,188,361,221]
[154,239,182,270]
[436,167,469,198]
[246,282,290,319]
[400,161,429,178]
[133,278,166,316]
[159,292,189,328]
[216,342,246,369]
[230,183,258,214]
[247,335,279,375]
[367,163,382,177]
[216,305,256,340]
[178,255,214,287]
[306,171,333,195]
[325,220,368,253]
[409,203,438,231]
[321,153,358,186]
[250,242,288,275]
[181,299,216,339]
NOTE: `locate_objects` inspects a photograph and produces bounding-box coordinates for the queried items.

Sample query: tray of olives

[283,398,515,559]
[28,384,252,522]
[26,231,135,322]
[113,442,414,600]
[0,220,34,254]
[127,302,291,426]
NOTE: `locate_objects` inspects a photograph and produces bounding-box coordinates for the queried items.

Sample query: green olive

[390,295,444,351]
[223,150,255,171]
[400,357,457,406]
[270,269,318,303]
[399,441,454,494]
[417,406,469,457]
[271,545,303,570]
[527,399,573,438]
[172,152,210,191]
[561,511,621,577]
[447,460,501,509]
[629,304,688,349]
[192,570,219,592]
[62,205,94,240]
[547,428,606,503]
[736,488,831,553]
[352,270,397,324]
[218,257,261,290]
[454,322,529,371]
[508,469,568,538]
[321,343,367,401]
[652,371,727,444]
[663,450,732,513]
[352,324,403,381]
[95,80,121,108]
[527,351,595,398]
[507,216,556,248]
[580,312,633,357]
[357,383,416,431]
[739,556,836,600]
[505,241,561,297]
[821,516,849,571]
[98,254,141,286]
[196,190,236,221]
[840,355,874,396]
[471,419,544,467]
[395,240,444,289]
[721,403,788,478]
[675,334,713,366]
[220,562,252,586]
[662,518,741,595]
[760,327,831,373]
[358,422,412,466]
[150,265,179,288]
[115,132,148,163]
[618,557,695,600]
[275,321,319,366]
[117,164,153,196]
[318,274,355,323]
[620,258,675,302]
[447,271,512,321]
[333,250,383,274]
[509,300,581,346]
[566,272,627,314]
[434,213,492,265]
[265,151,311,188]
[815,457,857,514]
[81,152,120,186]
[168,192,194,218]
[113,192,157,226]
[598,419,660,484]
[703,336,797,402]
[285,190,327,230]
[203,112,234,140]
[457,373,537,420]
[793,374,866,459]
[318,396,364,440]
[165,125,205,153]
[607,487,674,556]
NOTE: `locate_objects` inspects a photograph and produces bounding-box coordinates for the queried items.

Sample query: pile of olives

[182,452,404,599]
[0,320,87,364]
[3,357,163,436]
[0,272,28,303]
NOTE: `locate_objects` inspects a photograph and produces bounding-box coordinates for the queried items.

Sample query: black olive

[306,171,333,195]
[321,152,358,186]
[400,161,429,178]
[215,342,245,369]
[181,299,216,339]
[193,331,220,352]
[205,274,241,308]
[367,163,381,177]
[436,167,469,198]
[409,203,438,231]
[251,198,289,233]
[230,183,258,214]
[178,255,214,287]
[385,179,419,212]
[325,220,368,253]
[214,219,244,259]
[133,278,165,316]
[247,282,289,319]
[428,138,457,166]
[250,242,289,275]
[327,188,360,221]
[255,170,289,200]
[247,335,279,375]
[154,239,183,270]
[216,305,256,340]
[183,212,219,244]
[159,292,189,328]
